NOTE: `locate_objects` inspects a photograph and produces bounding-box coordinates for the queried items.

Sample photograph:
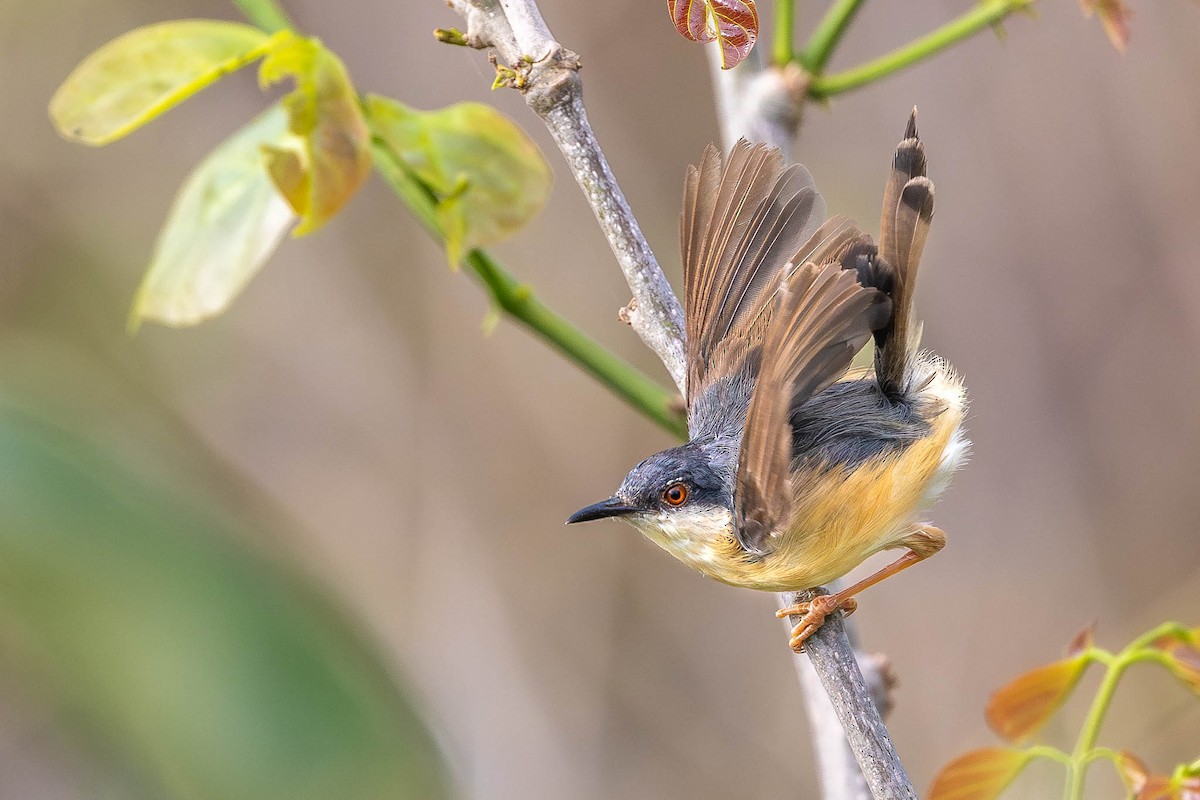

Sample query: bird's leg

[776,525,946,652]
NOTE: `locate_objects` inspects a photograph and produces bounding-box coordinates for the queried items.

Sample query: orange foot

[775,595,859,652]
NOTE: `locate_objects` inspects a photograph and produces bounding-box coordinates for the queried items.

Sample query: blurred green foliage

[0,400,449,799]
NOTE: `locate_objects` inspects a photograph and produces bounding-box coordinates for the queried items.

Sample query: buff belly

[635,357,969,593]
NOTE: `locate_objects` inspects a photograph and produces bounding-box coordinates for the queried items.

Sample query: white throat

[626,507,734,567]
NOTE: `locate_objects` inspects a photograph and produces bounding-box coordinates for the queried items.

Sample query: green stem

[1065,656,1123,800]
[235,0,688,439]
[466,251,686,438]
[371,135,686,437]
[806,0,1031,99]
[1062,623,1191,800]
[1027,745,1073,768]
[798,0,866,73]
[772,0,796,67]
[231,0,293,32]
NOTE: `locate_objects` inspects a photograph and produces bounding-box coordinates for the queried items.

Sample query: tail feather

[875,108,935,399]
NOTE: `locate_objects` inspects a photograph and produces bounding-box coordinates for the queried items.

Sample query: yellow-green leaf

[929,748,1031,800]
[365,95,552,267]
[985,654,1091,743]
[258,33,371,235]
[50,20,273,145]
[130,104,296,330]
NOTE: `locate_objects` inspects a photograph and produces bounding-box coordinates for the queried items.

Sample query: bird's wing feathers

[680,139,893,554]
[681,140,826,403]
[733,262,890,555]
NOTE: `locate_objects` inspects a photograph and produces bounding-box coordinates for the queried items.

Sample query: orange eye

[662,483,688,507]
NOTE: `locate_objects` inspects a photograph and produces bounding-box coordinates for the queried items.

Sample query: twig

[706,45,910,800]
[782,592,914,799]
[705,45,807,164]
[806,0,1034,99]
[799,0,868,73]
[445,0,688,393]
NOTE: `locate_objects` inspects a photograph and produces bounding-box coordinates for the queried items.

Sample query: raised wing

[681,141,826,405]
[734,262,890,554]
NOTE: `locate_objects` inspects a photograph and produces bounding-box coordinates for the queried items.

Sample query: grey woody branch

[444,0,687,392]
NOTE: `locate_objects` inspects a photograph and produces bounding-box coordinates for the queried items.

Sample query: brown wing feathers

[734,264,890,553]
[681,141,829,402]
[875,109,935,398]
[679,137,899,553]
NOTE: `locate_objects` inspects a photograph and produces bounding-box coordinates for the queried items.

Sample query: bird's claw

[776,596,859,652]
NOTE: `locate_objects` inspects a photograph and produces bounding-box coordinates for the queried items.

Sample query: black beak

[566,497,639,524]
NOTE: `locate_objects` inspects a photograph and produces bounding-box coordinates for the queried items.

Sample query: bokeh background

[2,1,1198,798]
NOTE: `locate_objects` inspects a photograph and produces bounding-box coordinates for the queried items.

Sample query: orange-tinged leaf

[258,33,371,235]
[666,0,758,69]
[985,655,1090,743]
[1157,641,1200,694]
[50,20,273,145]
[1117,752,1196,800]
[929,747,1031,800]
[1066,622,1096,657]
[1079,0,1133,53]
[1177,775,1200,800]
[1119,752,1154,795]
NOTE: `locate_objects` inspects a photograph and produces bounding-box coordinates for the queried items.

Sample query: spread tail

[874,108,935,399]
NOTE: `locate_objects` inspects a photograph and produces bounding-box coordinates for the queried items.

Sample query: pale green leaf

[258,33,372,235]
[365,96,552,268]
[50,20,273,145]
[130,104,296,330]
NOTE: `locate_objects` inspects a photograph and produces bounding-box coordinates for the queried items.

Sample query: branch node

[618,298,637,326]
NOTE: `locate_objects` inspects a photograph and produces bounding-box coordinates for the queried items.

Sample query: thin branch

[807,0,1033,99]
[445,0,688,393]
[782,592,915,799]
[799,0,868,74]
[705,46,808,164]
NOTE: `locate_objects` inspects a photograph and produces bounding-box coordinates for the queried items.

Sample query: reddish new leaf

[1154,639,1200,694]
[985,654,1090,743]
[1079,0,1133,52]
[1117,752,1198,800]
[1066,622,1096,657]
[666,0,758,69]
[929,748,1030,800]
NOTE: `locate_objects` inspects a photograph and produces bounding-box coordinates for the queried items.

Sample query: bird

[567,111,969,652]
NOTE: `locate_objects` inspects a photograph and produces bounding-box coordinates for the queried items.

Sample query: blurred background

[2,1,1199,798]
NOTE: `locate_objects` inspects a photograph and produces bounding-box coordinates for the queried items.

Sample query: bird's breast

[628,507,740,572]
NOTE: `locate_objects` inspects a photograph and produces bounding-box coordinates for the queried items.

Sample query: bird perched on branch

[568,111,969,651]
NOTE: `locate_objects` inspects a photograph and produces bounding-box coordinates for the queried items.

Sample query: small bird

[568,112,969,651]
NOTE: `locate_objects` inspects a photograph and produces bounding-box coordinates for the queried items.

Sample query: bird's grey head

[566,442,732,529]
